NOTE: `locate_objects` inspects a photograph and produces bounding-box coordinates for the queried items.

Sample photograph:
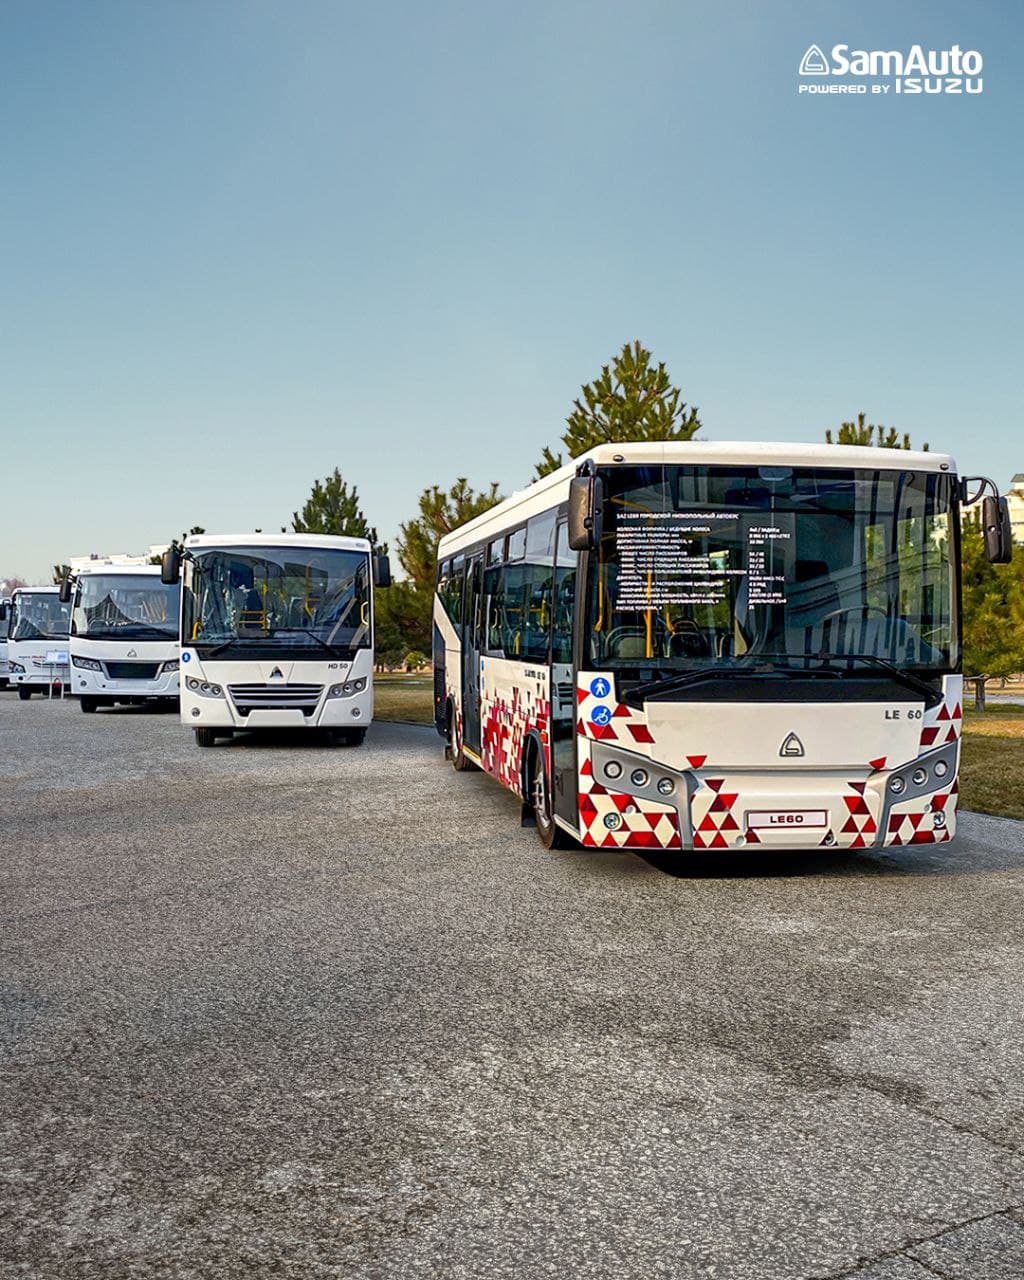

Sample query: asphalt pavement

[2,694,1024,1279]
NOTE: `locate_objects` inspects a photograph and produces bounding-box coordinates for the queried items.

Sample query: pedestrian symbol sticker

[590,677,611,698]
[592,705,613,726]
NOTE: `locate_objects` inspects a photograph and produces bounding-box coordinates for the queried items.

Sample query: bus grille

[105,661,161,680]
[228,683,323,717]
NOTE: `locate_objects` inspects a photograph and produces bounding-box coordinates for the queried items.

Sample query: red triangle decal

[687,755,707,769]
[869,757,886,771]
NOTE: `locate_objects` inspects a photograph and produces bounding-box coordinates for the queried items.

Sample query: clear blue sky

[2,0,1021,581]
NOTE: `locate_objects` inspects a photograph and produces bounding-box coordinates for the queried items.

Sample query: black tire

[18,687,32,701]
[80,696,98,714]
[339,727,367,746]
[528,745,573,849]
[194,727,217,748]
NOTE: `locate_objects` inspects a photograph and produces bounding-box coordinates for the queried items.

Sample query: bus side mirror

[58,577,72,604]
[983,495,1013,564]
[568,475,603,551]
[161,546,182,585]
[373,553,392,589]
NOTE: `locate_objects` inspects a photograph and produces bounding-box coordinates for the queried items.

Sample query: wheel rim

[531,756,551,832]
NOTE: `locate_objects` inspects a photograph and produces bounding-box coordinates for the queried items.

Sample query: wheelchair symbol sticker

[589,677,611,698]
[591,705,613,726]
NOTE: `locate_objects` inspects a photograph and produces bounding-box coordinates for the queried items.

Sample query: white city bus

[0,597,10,689]
[63,562,180,712]
[3,587,72,700]
[162,532,390,748]
[434,442,1011,853]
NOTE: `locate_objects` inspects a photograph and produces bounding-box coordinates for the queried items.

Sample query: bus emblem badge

[270,667,284,679]
[780,732,805,758]
[127,649,138,658]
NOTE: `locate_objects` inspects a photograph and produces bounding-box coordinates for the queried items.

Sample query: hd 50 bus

[433,442,1011,852]
[1,587,72,699]
[161,532,390,748]
[60,561,180,712]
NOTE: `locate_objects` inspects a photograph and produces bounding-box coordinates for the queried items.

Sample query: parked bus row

[2,533,391,749]
[4,440,1014,855]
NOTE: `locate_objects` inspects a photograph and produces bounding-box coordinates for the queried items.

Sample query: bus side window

[449,555,465,626]
[552,520,576,665]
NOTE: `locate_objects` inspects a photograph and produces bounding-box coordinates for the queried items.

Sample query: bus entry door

[462,554,483,753]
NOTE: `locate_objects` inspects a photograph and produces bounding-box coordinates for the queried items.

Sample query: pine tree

[292,470,379,544]
[397,478,502,596]
[960,514,1024,680]
[825,412,928,451]
[536,340,702,478]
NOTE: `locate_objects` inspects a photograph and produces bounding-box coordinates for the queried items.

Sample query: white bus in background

[61,561,180,713]
[434,441,1011,854]
[2,587,72,700]
[0,597,10,689]
[161,532,390,748]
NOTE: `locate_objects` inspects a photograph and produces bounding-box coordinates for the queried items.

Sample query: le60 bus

[433,442,1011,853]
[161,532,390,748]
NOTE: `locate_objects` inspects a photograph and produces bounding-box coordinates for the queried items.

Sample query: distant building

[1007,475,1024,545]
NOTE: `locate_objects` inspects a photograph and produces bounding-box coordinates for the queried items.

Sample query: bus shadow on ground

[631,831,1024,879]
[211,729,364,749]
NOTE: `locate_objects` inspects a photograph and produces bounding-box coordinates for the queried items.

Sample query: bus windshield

[183,545,371,656]
[11,592,71,642]
[73,575,179,642]
[589,464,958,674]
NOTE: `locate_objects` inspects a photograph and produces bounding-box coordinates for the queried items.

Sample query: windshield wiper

[808,651,943,708]
[621,659,839,707]
[269,627,350,656]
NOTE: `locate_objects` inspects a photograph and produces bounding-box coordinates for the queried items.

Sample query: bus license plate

[747,809,828,830]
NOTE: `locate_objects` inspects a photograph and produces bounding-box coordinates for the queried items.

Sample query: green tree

[397,478,502,596]
[52,563,70,585]
[536,339,702,478]
[960,513,1024,681]
[292,469,380,544]
[826,412,928,451]
[374,579,432,667]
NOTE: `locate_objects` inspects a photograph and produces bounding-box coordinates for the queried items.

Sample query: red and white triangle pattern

[886,779,958,845]
[577,755,681,849]
[691,779,741,849]
[816,781,879,850]
[918,679,963,751]
[575,675,656,753]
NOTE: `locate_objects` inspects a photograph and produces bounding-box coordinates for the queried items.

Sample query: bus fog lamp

[933,810,946,827]
[603,760,623,780]
[657,777,674,795]
[603,813,621,830]
[630,768,649,788]
[912,767,928,786]
[889,776,906,795]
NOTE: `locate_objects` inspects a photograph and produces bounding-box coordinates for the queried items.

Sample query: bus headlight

[329,677,367,698]
[630,768,649,788]
[912,767,928,786]
[187,677,222,697]
[933,760,949,779]
[656,777,675,795]
[162,659,180,674]
[9,661,25,674]
[72,655,103,671]
[604,760,623,780]
[889,776,906,795]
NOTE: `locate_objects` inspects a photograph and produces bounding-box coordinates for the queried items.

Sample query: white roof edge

[184,532,373,551]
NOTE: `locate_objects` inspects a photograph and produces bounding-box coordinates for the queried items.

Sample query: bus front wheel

[80,697,98,713]
[529,748,572,850]
[18,687,32,701]
[194,727,217,748]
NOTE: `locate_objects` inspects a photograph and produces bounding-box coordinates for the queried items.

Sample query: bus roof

[184,532,373,553]
[74,562,164,577]
[439,439,955,556]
